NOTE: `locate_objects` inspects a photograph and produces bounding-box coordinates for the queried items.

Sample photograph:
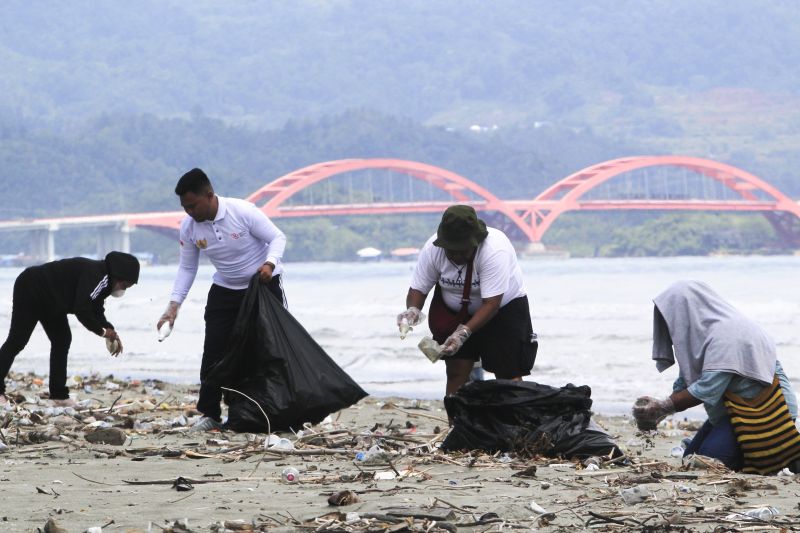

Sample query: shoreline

[2,373,798,532]
[4,370,711,420]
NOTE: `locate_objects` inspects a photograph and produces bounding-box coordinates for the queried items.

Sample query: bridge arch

[516,156,800,243]
[245,158,536,239]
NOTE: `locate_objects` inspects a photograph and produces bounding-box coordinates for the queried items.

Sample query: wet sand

[1,373,799,532]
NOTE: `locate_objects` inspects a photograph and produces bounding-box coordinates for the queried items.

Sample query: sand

[1,373,799,533]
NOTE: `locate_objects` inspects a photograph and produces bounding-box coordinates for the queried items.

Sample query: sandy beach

[1,372,799,533]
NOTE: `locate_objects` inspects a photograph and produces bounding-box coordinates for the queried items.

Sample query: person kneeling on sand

[633,280,800,474]
[0,252,140,407]
[397,205,537,398]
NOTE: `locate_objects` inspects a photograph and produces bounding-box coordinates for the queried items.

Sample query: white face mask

[111,289,126,298]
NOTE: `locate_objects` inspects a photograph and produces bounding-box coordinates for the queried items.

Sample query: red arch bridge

[1,155,799,261]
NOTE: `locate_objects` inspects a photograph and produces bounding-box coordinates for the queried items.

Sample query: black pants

[197,275,286,421]
[0,270,72,399]
[451,295,537,379]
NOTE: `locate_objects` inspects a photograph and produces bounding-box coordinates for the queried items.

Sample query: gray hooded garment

[652,280,776,387]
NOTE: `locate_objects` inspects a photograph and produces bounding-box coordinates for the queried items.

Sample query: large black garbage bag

[441,379,621,459]
[205,277,368,432]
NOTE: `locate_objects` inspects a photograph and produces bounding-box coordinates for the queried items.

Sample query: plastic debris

[670,445,685,458]
[582,456,601,468]
[399,317,411,339]
[725,506,779,521]
[530,501,548,514]
[268,437,295,451]
[282,467,300,483]
[158,322,172,342]
[682,453,727,470]
[361,444,391,464]
[619,485,651,505]
[417,336,444,363]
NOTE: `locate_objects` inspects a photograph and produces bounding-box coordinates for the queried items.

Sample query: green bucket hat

[433,205,489,251]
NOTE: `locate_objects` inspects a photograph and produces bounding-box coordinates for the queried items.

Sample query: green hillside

[1,1,799,259]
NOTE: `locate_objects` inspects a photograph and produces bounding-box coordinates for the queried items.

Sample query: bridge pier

[30,225,58,263]
[518,241,570,259]
[96,222,132,257]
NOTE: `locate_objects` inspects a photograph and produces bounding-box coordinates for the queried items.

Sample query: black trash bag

[205,276,368,432]
[441,379,621,459]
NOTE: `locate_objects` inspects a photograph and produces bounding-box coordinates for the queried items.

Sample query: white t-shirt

[170,196,287,303]
[410,227,526,315]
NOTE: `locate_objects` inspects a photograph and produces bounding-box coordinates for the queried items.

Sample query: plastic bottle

[399,317,411,339]
[158,322,172,342]
[582,456,602,468]
[281,467,299,483]
[670,446,685,458]
[744,507,778,521]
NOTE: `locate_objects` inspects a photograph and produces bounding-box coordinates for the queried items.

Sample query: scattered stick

[107,393,123,413]
[432,497,471,513]
[72,471,115,485]
[391,406,448,424]
[168,491,196,504]
[261,447,351,456]
[122,476,246,485]
[587,511,626,526]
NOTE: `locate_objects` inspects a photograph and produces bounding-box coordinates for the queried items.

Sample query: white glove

[397,307,425,339]
[396,307,423,327]
[441,324,472,356]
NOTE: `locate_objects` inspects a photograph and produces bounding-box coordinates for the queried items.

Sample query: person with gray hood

[0,251,139,407]
[633,280,800,473]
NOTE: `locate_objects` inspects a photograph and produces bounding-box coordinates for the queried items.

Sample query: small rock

[328,490,360,506]
[85,427,127,445]
[43,518,68,533]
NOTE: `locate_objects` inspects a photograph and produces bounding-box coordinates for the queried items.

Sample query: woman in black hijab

[0,251,139,406]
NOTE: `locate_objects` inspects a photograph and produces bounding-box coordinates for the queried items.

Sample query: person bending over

[0,252,139,406]
[157,168,287,432]
[633,280,800,474]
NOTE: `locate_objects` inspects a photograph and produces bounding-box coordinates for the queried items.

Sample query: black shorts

[451,295,537,378]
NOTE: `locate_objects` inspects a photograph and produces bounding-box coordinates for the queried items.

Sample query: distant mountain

[0,109,640,219]
[3,2,800,136]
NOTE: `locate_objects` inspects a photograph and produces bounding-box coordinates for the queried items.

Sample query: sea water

[0,255,798,416]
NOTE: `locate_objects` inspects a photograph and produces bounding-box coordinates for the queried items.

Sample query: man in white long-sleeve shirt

[157,168,287,431]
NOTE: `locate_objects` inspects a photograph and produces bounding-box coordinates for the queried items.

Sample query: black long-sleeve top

[24,257,115,335]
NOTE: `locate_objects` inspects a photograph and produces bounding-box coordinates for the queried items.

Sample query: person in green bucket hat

[397,205,537,398]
